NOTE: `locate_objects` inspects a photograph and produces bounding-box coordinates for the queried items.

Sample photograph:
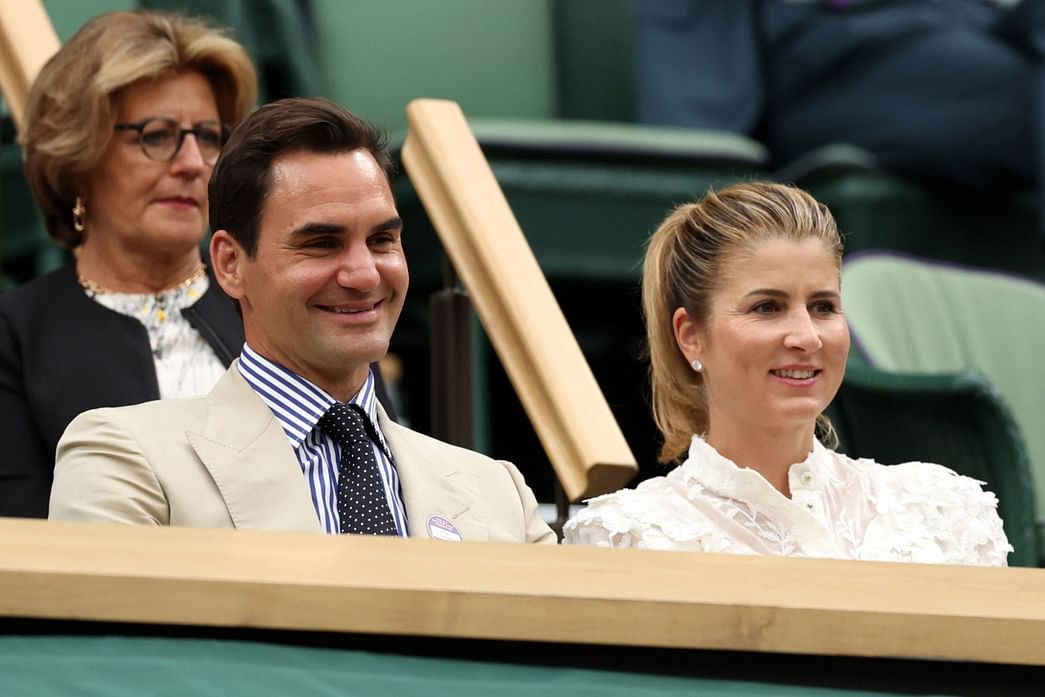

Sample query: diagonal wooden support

[401,99,637,501]
[0,0,59,132]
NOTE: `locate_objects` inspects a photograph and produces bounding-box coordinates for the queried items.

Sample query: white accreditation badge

[425,515,463,541]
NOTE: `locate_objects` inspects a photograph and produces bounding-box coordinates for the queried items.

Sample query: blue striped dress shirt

[237,344,409,536]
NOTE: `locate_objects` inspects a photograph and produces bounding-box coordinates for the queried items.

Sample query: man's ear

[210,230,245,300]
[673,307,704,366]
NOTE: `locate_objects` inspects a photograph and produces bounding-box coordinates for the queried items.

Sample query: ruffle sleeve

[563,479,735,553]
[857,459,1012,566]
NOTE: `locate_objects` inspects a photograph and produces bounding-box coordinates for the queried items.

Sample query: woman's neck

[76,238,204,294]
[704,416,815,498]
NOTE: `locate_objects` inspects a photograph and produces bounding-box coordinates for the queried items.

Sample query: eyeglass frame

[113,117,231,166]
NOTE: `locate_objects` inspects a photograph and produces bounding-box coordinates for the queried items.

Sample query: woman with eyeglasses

[0,11,256,517]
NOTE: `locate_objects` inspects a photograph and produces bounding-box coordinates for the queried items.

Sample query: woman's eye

[141,129,173,147]
[195,128,223,148]
[752,300,778,314]
[812,300,839,315]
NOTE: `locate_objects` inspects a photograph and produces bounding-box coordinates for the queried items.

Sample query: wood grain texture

[2,519,1044,666]
[0,0,58,131]
[401,98,637,500]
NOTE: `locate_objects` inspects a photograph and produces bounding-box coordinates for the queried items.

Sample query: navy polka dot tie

[319,403,398,536]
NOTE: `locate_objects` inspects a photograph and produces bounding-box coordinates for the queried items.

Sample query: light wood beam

[401,99,637,501]
[0,0,59,132]
[2,519,1044,666]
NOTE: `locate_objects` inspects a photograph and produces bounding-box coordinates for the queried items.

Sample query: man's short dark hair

[209,96,395,256]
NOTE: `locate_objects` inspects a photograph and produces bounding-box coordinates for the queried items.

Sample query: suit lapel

[186,364,321,532]
[379,407,489,542]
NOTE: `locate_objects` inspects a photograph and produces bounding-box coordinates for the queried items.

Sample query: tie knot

[319,402,370,447]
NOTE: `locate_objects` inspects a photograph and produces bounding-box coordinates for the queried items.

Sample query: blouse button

[805,502,814,510]
[801,472,813,484]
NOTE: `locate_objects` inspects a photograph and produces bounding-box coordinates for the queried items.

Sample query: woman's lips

[769,368,819,379]
[158,196,199,208]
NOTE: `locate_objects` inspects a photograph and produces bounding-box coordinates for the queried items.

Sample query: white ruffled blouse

[564,436,1012,566]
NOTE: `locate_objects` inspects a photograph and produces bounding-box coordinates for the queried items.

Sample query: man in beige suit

[50,97,555,544]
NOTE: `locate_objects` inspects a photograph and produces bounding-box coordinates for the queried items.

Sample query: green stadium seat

[787,144,1045,282]
[827,362,1038,567]
[840,252,1045,563]
[140,0,323,102]
[553,0,635,122]
[310,0,557,134]
[45,0,135,41]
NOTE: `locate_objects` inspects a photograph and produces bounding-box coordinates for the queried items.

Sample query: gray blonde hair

[642,181,844,462]
[21,10,257,247]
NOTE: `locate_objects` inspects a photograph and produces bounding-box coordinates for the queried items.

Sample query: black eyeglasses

[113,117,230,166]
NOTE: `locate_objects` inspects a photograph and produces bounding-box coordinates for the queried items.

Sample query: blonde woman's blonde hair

[642,181,844,462]
[21,10,257,247]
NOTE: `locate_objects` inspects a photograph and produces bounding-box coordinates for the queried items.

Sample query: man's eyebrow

[373,216,403,233]
[290,217,402,238]
[291,222,345,237]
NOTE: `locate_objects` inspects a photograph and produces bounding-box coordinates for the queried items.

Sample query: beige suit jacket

[50,364,555,544]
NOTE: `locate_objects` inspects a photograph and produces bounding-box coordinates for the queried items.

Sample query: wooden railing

[0,0,58,131]
[2,518,1044,666]
[402,99,637,501]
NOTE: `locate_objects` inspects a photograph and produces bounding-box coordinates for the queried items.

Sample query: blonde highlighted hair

[21,10,257,247]
[642,181,844,462]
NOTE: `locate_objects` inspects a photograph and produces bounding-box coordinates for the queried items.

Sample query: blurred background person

[0,10,256,517]
[636,0,1045,235]
[565,182,1011,565]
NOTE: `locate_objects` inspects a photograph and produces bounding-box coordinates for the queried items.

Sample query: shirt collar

[674,434,832,501]
[237,344,386,452]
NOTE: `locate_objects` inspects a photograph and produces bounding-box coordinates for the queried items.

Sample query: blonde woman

[565,182,1010,565]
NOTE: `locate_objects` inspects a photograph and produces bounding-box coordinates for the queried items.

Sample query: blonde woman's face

[84,71,219,259]
[674,238,849,437]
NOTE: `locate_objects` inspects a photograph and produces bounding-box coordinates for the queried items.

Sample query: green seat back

[827,363,1038,567]
[842,253,1045,535]
[140,0,323,102]
[46,0,136,39]
[395,119,768,289]
[553,0,635,121]
[310,0,556,134]
[792,145,1045,283]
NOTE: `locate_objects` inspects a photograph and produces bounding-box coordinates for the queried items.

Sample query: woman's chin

[138,227,207,256]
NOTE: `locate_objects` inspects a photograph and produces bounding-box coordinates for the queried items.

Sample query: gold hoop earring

[72,196,86,233]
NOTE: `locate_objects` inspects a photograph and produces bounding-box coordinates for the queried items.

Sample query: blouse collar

[671,435,844,557]
[680,435,831,492]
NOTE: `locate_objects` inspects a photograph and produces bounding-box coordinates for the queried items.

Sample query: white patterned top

[84,274,226,399]
[564,436,1011,566]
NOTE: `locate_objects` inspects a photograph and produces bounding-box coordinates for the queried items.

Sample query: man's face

[213,149,407,400]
